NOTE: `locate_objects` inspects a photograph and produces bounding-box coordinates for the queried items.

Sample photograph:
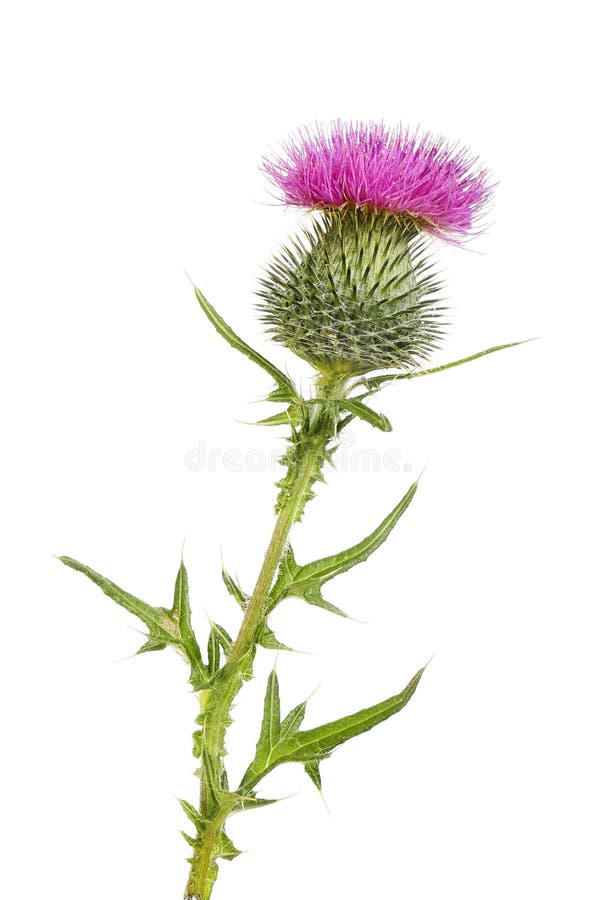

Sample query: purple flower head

[263,121,493,240]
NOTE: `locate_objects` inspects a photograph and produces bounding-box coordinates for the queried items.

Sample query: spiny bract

[257,207,444,376]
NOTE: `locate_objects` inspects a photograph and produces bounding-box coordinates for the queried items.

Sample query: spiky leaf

[221,791,279,814]
[221,567,248,610]
[193,283,298,402]
[337,398,392,432]
[267,480,418,615]
[172,561,207,688]
[211,621,233,657]
[179,798,206,831]
[60,556,177,640]
[216,831,241,861]
[60,556,209,689]
[255,669,281,763]
[255,622,293,652]
[256,405,304,428]
[359,340,532,393]
[208,625,221,676]
[304,760,323,791]
[240,667,425,792]
[280,700,308,739]
[137,638,167,654]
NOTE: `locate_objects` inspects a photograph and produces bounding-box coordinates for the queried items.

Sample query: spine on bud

[258,207,444,376]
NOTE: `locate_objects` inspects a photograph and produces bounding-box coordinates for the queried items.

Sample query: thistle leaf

[207,620,233,676]
[136,638,168,654]
[221,568,291,650]
[257,668,281,753]
[221,567,248,610]
[280,700,307,739]
[172,561,207,688]
[59,556,180,645]
[211,621,233,657]
[60,556,209,689]
[266,385,298,404]
[226,791,279,813]
[337,398,392,432]
[304,760,323,791]
[181,830,196,848]
[207,625,221,676]
[255,410,294,427]
[275,667,423,763]
[240,667,425,792]
[216,831,241,861]
[192,728,203,759]
[301,587,348,618]
[241,668,282,789]
[256,404,305,428]
[179,798,206,831]
[255,622,293,652]
[359,340,532,392]
[193,283,298,402]
[179,801,240,864]
[268,546,347,618]
[267,480,418,614]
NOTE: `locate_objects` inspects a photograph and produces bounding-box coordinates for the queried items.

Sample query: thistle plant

[60,121,523,899]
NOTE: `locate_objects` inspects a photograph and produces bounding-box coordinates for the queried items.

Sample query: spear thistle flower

[263,120,493,238]
[60,121,521,900]
[259,122,493,377]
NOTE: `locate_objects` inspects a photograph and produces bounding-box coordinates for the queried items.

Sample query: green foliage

[335,397,392,432]
[240,666,425,793]
[221,567,248,609]
[358,340,533,393]
[180,798,241,900]
[193,282,298,404]
[59,556,209,690]
[221,567,291,651]
[267,480,418,617]
[180,798,241,859]
[59,192,525,900]
[274,428,331,519]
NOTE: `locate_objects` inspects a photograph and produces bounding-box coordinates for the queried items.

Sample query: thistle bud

[259,121,493,376]
[258,206,442,375]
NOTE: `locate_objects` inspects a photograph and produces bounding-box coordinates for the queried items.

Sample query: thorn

[344,612,370,625]
[306,682,322,703]
[320,787,332,817]
[423,652,436,670]
[113,650,143,664]
[288,646,316,656]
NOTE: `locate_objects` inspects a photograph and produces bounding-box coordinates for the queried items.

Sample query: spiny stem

[185,374,347,900]
[232,441,324,662]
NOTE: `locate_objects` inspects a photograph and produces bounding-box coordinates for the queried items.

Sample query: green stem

[185,821,219,900]
[184,374,347,900]
[232,442,323,662]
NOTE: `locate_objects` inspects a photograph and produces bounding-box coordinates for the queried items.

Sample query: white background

[1,2,595,898]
